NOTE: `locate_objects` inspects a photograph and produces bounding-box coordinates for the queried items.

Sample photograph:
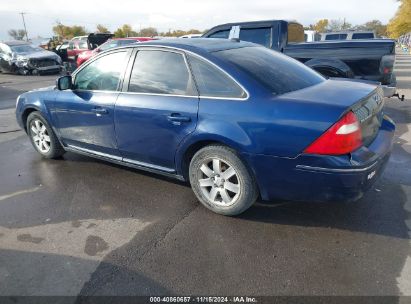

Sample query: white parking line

[0,185,42,201]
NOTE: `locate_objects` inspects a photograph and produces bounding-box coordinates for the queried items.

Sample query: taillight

[304,111,362,155]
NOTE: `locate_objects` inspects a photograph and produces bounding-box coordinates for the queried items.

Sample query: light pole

[20,12,29,41]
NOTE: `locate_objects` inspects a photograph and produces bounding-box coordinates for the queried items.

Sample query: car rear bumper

[243,115,395,203]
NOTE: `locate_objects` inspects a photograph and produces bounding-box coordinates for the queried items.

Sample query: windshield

[10,44,43,53]
[214,46,325,95]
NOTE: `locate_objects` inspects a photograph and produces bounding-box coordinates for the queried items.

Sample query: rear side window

[208,30,230,39]
[352,33,374,39]
[128,50,193,95]
[214,46,325,96]
[188,55,246,99]
[240,28,271,47]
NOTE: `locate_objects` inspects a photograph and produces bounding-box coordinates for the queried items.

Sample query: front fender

[16,89,57,131]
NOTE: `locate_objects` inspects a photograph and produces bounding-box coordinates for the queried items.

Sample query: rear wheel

[189,145,258,216]
[27,111,65,159]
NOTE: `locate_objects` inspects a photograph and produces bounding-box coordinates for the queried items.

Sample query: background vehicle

[203,20,396,97]
[76,37,153,66]
[15,39,394,215]
[304,30,321,42]
[321,31,376,41]
[0,41,62,75]
[67,33,113,61]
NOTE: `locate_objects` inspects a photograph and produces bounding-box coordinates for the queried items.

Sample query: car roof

[129,38,257,53]
[3,40,30,46]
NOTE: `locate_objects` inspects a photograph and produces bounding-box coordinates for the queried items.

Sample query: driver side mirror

[56,75,72,90]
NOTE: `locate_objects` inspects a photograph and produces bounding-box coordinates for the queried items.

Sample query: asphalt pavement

[0,53,410,300]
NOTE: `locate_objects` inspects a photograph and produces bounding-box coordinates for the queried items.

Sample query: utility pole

[20,12,29,41]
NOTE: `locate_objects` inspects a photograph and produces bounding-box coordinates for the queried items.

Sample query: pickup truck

[203,20,397,97]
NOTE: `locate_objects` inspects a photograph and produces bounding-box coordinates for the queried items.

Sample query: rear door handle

[91,107,108,115]
[167,113,191,123]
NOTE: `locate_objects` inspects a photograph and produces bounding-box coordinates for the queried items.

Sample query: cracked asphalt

[0,51,410,299]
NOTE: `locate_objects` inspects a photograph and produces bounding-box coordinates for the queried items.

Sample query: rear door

[114,48,199,172]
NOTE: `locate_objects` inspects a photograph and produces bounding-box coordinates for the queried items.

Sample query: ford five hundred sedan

[15,39,395,216]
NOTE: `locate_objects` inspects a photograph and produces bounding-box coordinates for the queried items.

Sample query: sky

[0,0,400,41]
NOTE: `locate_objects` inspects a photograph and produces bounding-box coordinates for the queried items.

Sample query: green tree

[387,0,411,38]
[52,23,87,39]
[328,19,352,31]
[114,24,137,37]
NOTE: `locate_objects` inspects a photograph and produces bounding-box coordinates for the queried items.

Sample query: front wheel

[27,111,65,159]
[189,145,258,216]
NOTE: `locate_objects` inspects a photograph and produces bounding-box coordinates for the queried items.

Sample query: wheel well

[21,108,38,132]
[181,140,230,179]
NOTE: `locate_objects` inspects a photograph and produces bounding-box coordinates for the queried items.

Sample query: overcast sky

[0,0,400,40]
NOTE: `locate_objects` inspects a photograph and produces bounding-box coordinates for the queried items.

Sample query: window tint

[78,41,88,49]
[240,28,271,47]
[74,51,127,91]
[128,50,192,95]
[188,55,246,98]
[352,33,374,39]
[208,30,230,39]
[214,46,325,96]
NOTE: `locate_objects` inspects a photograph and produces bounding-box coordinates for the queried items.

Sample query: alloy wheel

[30,119,51,153]
[198,158,241,207]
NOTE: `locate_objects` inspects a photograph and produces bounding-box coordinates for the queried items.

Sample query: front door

[115,49,199,171]
[53,50,130,157]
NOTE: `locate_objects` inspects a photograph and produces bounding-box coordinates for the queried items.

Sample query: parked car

[0,41,62,75]
[15,39,395,215]
[76,37,153,66]
[321,31,376,41]
[203,20,396,97]
[67,33,113,61]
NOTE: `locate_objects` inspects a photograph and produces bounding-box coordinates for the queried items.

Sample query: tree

[387,0,411,38]
[96,24,109,33]
[138,27,158,37]
[52,23,87,39]
[312,19,329,33]
[355,20,387,37]
[113,24,137,37]
[8,29,26,40]
[328,19,352,31]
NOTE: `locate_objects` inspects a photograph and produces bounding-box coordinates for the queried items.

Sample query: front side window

[128,50,193,95]
[188,55,246,99]
[74,51,128,91]
[240,28,271,47]
[214,46,325,96]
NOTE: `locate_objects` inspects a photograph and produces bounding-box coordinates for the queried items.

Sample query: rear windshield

[214,46,325,95]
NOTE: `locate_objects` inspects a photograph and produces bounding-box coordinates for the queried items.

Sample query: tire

[189,145,258,216]
[27,111,65,159]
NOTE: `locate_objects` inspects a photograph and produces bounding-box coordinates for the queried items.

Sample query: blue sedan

[15,39,395,215]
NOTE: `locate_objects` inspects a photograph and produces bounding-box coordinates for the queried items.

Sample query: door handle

[167,113,191,123]
[91,107,108,115]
